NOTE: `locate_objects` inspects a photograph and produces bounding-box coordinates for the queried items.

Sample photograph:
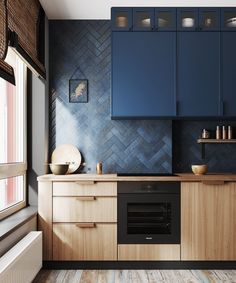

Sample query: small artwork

[69,79,88,103]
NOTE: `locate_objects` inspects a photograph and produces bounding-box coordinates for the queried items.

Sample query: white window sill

[0,206,37,241]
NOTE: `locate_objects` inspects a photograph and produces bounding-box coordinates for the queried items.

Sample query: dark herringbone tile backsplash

[49,20,236,174]
[49,21,172,173]
[173,121,236,173]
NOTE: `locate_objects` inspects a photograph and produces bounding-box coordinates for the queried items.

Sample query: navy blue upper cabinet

[133,8,155,31]
[155,8,177,31]
[112,7,176,31]
[221,32,236,116]
[112,32,176,118]
[177,32,220,117]
[111,8,132,31]
[221,8,236,31]
[199,8,220,31]
[177,8,220,31]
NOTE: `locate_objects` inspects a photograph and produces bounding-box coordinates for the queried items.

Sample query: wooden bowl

[49,163,69,175]
[191,164,208,175]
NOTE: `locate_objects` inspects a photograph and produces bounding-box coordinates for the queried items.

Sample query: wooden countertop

[37,173,236,182]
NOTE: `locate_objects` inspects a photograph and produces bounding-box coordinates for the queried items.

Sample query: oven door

[118,193,180,244]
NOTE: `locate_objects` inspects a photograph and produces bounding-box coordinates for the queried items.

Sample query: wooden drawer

[53,223,117,260]
[118,244,180,261]
[53,181,117,196]
[53,196,117,222]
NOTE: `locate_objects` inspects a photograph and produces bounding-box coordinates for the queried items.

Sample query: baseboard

[43,260,236,270]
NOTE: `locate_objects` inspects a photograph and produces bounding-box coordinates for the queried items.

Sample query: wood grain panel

[118,244,180,261]
[53,223,117,260]
[38,181,53,260]
[53,197,117,222]
[53,181,117,196]
[181,182,236,260]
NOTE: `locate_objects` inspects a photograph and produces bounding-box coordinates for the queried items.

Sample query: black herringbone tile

[49,20,172,173]
[173,120,236,173]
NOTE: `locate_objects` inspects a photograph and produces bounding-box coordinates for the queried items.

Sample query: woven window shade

[0,0,15,84]
[7,0,46,78]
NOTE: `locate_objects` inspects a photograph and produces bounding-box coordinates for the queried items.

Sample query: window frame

[0,49,27,220]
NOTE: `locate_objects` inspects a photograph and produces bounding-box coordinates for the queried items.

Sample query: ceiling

[39,0,236,20]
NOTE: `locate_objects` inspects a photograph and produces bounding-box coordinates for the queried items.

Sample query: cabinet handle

[202,181,225,185]
[76,196,96,201]
[76,223,96,228]
[75,181,95,185]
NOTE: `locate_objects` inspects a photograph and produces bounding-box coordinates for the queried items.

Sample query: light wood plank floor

[33,269,236,283]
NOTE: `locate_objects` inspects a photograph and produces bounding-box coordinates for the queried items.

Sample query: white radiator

[0,231,42,283]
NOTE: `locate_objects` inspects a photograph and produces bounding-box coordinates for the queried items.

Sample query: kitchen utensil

[191,164,208,175]
[51,144,82,173]
[49,163,69,175]
[182,17,194,27]
[216,125,221,139]
[228,126,232,139]
[202,129,210,139]
[96,162,103,174]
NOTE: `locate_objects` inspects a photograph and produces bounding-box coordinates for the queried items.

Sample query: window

[0,48,27,220]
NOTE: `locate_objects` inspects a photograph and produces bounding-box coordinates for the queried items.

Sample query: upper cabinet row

[112,7,236,31]
[111,7,236,118]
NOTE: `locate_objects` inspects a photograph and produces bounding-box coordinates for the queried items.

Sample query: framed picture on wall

[69,79,88,103]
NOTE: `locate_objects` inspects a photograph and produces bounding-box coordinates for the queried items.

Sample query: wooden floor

[33,269,236,283]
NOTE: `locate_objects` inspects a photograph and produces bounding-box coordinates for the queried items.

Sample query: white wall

[40,0,236,19]
[28,17,49,206]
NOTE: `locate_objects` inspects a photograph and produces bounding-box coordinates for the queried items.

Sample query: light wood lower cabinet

[181,182,236,261]
[53,223,117,260]
[118,244,180,261]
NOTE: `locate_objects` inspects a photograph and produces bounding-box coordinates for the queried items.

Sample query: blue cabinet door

[133,8,155,31]
[221,8,236,31]
[177,8,199,31]
[177,32,220,117]
[112,32,176,118]
[155,8,177,31]
[199,8,220,31]
[111,8,132,31]
[221,32,236,116]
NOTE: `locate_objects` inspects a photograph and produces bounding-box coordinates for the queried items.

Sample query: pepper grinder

[216,126,221,139]
[222,126,227,140]
[228,126,233,140]
[96,162,103,174]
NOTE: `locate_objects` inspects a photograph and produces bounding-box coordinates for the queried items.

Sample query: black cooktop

[117,173,176,176]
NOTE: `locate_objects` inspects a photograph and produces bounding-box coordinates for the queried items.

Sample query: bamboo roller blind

[0,0,15,84]
[0,0,45,83]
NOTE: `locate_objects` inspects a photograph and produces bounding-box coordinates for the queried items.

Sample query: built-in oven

[118,181,180,244]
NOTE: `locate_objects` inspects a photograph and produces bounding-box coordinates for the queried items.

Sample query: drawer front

[53,197,117,222]
[118,244,180,261]
[53,181,117,196]
[53,223,117,260]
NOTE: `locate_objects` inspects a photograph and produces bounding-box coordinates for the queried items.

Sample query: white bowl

[182,17,194,27]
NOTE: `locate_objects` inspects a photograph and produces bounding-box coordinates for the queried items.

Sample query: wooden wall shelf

[197,139,236,159]
[197,139,236,144]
